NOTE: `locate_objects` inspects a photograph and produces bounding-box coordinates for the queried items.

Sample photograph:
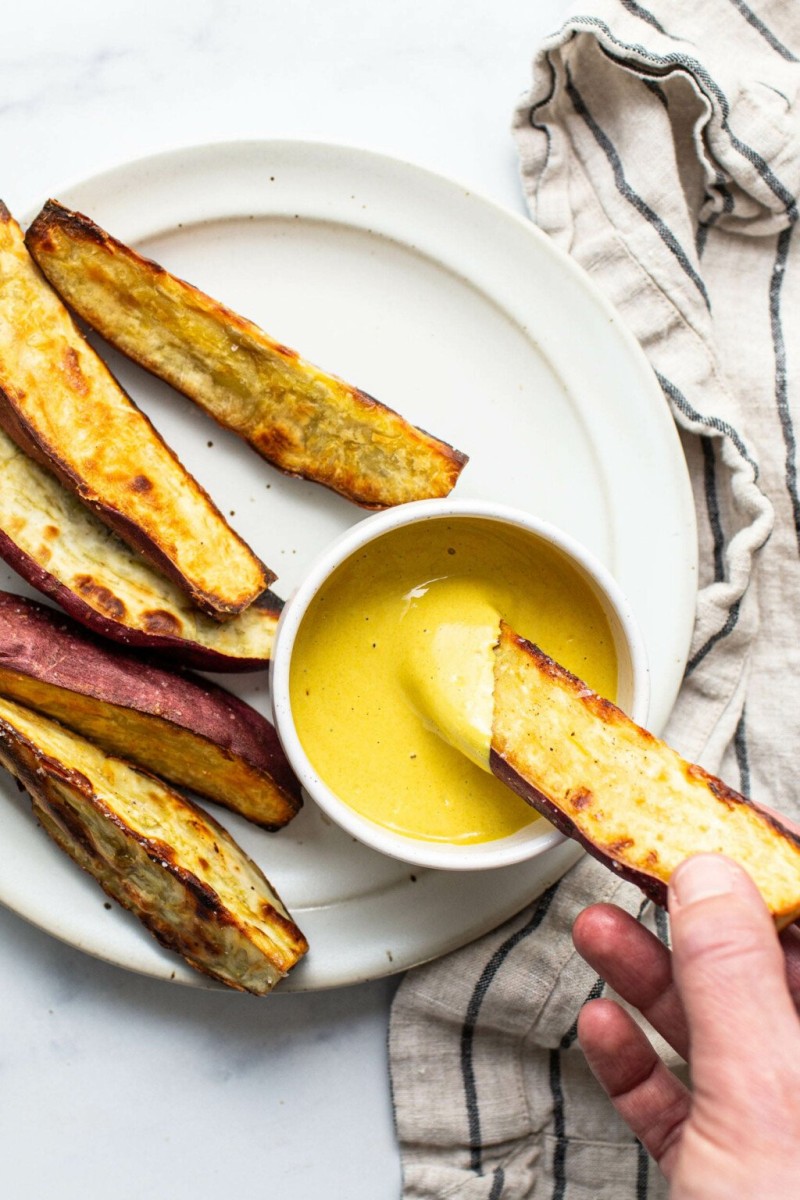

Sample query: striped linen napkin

[389,3,800,1197]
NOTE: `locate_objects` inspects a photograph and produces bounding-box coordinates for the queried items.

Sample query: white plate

[0,141,697,991]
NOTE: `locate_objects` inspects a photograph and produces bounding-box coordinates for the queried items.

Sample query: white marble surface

[0,2,573,1196]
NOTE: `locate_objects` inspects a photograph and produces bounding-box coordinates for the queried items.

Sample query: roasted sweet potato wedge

[0,695,308,993]
[490,622,800,929]
[0,591,301,829]
[0,425,281,670]
[0,201,271,617]
[26,200,468,509]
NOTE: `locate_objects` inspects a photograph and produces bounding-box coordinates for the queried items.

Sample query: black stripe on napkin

[461,882,560,1176]
[642,76,669,108]
[529,49,560,171]
[696,171,736,257]
[619,0,667,37]
[564,69,711,309]
[770,226,800,550]
[701,435,727,582]
[657,370,756,674]
[550,975,607,1199]
[636,1139,651,1198]
[653,902,670,947]
[549,1048,569,1200]
[488,1167,505,1199]
[570,16,798,221]
[686,594,743,674]
[656,372,760,479]
[726,0,798,62]
[735,707,751,795]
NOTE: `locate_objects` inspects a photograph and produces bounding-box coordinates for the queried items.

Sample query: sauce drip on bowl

[289,517,618,845]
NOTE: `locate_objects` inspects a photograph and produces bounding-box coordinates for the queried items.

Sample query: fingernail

[670,854,741,909]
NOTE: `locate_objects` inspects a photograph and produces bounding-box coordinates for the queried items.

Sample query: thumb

[669,854,798,1091]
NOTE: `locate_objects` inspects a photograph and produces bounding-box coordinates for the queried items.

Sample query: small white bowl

[270,499,650,870]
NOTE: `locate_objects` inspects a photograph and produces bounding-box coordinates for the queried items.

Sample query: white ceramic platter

[0,141,697,991]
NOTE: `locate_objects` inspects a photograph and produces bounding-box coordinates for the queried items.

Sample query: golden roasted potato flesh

[26,199,469,509]
[0,201,271,617]
[0,425,281,670]
[490,622,800,929]
[0,695,308,993]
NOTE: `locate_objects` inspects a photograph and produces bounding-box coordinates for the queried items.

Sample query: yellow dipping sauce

[289,517,618,845]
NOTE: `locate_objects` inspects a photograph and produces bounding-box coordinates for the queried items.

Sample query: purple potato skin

[0,524,281,672]
[490,747,670,910]
[0,589,301,827]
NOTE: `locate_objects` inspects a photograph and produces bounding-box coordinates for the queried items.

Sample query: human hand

[573,854,800,1199]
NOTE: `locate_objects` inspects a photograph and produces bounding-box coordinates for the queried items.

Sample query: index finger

[573,903,690,1060]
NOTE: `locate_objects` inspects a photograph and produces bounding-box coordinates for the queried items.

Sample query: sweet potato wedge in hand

[26,200,468,509]
[0,202,270,617]
[490,622,800,929]
[0,695,307,993]
[0,425,281,670]
[0,591,301,829]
